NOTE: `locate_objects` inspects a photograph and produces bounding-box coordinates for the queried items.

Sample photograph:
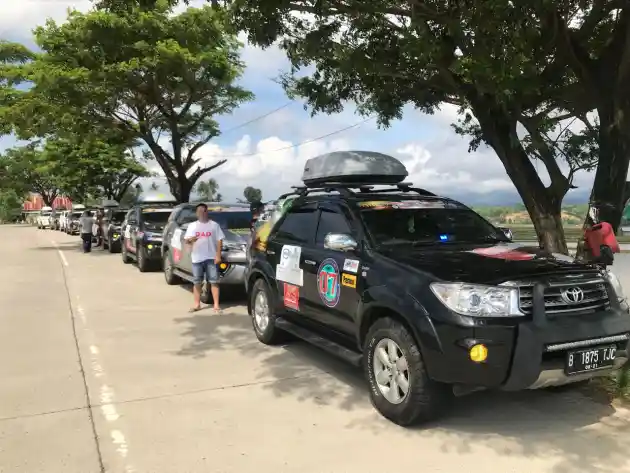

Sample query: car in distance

[101,207,128,253]
[120,205,174,272]
[36,206,53,229]
[246,150,630,427]
[161,203,252,302]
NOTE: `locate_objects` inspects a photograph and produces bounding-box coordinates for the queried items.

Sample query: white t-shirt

[184,220,225,263]
[79,216,94,234]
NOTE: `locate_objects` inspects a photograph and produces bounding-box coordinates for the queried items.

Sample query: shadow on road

[173,308,628,472]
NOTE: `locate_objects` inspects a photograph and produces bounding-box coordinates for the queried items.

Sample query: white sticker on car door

[276,245,303,286]
[343,258,360,273]
[124,226,131,239]
[171,228,183,250]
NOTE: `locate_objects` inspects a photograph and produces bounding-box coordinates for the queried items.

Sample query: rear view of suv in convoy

[246,151,630,426]
[161,203,252,302]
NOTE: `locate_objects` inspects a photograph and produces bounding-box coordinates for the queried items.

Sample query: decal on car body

[317,258,341,307]
[341,273,357,288]
[283,283,299,311]
[343,259,360,273]
[276,245,303,286]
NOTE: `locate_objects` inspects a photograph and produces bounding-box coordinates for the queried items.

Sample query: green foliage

[0,41,34,135]
[19,3,253,202]
[243,185,262,203]
[196,178,220,201]
[0,189,23,223]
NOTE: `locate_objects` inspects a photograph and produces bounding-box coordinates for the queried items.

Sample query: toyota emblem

[561,287,585,304]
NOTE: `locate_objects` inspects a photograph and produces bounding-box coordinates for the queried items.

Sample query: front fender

[358,285,443,363]
[246,259,277,313]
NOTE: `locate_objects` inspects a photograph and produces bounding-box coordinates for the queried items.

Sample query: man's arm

[184,223,198,244]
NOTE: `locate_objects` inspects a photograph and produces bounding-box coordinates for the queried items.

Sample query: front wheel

[364,317,450,426]
[137,247,149,272]
[249,279,286,345]
[163,250,181,285]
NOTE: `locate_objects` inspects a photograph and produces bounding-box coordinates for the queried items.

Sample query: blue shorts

[192,259,218,285]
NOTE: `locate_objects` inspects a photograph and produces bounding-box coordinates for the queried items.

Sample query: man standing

[79,210,95,253]
[184,203,225,313]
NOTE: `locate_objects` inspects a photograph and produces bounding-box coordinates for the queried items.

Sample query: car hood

[224,228,250,243]
[381,242,597,284]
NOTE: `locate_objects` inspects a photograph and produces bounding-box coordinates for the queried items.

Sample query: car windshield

[210,211,252,232]
[142,211,171,224]
[359,199,507,246]
[41,212,52,216]
[111,211,127,224]
[72,212,83,218]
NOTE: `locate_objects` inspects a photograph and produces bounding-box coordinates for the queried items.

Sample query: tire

[137,247,149,272]
[364,317,450,426]
[121,243,132,264]
[249,279,286,345]
[163,250,181,285]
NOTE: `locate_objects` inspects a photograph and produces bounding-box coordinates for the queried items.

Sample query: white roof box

[301,151,408,187]
[137,192,177,204]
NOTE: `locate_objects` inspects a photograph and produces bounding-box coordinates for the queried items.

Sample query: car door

[266,203,319,319]
[174,206,197,273]
[301,203,362,336]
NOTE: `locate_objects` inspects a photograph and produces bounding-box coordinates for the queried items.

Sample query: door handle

[267,249,276,255]
[304,259,316,265]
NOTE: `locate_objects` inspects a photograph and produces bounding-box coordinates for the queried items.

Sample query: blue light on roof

[439,234,448,241]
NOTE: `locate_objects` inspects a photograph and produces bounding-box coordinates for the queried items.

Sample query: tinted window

[359,199,506,246]
[111,211,127,223]
[177,207,197,224]
[210,211,252,230]
[316,208,352,243]
[141,211,171,224]
[274,207,318,244]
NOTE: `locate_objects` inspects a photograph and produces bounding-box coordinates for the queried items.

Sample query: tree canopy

[15,3,253,202]
[243,186,262,203]
[221,0,629,251]
[196,178,221,201]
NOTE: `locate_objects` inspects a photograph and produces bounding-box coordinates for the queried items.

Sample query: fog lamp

[469,344,488,363]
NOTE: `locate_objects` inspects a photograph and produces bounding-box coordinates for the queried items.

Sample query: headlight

[605,270,625,301]
[430,282,523,317]
[223,241,246,251]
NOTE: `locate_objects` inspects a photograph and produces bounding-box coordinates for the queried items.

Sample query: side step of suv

[275,317,362,366]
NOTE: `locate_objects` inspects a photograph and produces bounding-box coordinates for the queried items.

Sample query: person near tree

[79,210,95,253]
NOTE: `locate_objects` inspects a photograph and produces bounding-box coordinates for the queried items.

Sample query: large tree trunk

[589,103,630,231]
[472,103,569,253]
[167,172,194,203]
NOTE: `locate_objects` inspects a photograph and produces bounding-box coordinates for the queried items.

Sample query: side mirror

[324,233,358,252]
[498,227,513,241]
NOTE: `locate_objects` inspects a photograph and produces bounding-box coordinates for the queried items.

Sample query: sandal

[188,306,202,313]
[213,308,223,315]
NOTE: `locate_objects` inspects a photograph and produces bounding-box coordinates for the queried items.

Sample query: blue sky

[0,1,596,205]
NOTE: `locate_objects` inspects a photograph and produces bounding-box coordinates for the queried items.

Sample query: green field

[508,224,630,243]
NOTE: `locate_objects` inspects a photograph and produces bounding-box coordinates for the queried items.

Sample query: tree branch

[187,159,227,186]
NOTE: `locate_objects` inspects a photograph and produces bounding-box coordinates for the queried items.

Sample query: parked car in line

[36,207,53,229]
[246,150,630,427]
[101,207,129,253]
[161,203,252,301]
[65,210,87,235]
[120,205,175,272]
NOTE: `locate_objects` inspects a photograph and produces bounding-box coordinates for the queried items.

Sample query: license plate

[565,345,617,375]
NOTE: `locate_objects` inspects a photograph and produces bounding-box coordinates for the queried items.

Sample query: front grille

[518,275,610,315]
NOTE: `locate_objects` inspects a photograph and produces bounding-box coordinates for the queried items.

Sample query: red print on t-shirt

[195,231,212,237]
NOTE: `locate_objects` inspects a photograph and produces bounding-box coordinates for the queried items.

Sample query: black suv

[246,151,630,426]
[101,208,128,253]
[161,203,252,301]
[121,205,174,272]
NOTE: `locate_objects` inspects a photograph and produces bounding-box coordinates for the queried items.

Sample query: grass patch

[587,364,630,404]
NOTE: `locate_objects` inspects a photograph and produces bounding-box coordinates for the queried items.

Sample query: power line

[225,115,376,159]
[220,101,294,135]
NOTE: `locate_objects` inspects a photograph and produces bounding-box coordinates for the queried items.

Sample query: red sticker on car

[470,247,535,260]
[283,283,299,311]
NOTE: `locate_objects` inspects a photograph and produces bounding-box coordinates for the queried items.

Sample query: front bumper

[425,302,630,391]
[142,240,163,261]
[218,249,247,286]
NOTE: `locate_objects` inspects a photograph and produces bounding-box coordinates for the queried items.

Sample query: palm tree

[196,178,219,201]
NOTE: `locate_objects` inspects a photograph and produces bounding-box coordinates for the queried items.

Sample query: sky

[0,0,599,206]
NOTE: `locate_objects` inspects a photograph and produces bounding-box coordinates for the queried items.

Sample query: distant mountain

[449,187,591,207]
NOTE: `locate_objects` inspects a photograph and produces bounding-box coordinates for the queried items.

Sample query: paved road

[1,225,629,473]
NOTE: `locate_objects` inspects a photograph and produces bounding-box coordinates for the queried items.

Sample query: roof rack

[277,182,437,201]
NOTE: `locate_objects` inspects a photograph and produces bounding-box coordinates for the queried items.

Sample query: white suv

[36,207,53,229]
